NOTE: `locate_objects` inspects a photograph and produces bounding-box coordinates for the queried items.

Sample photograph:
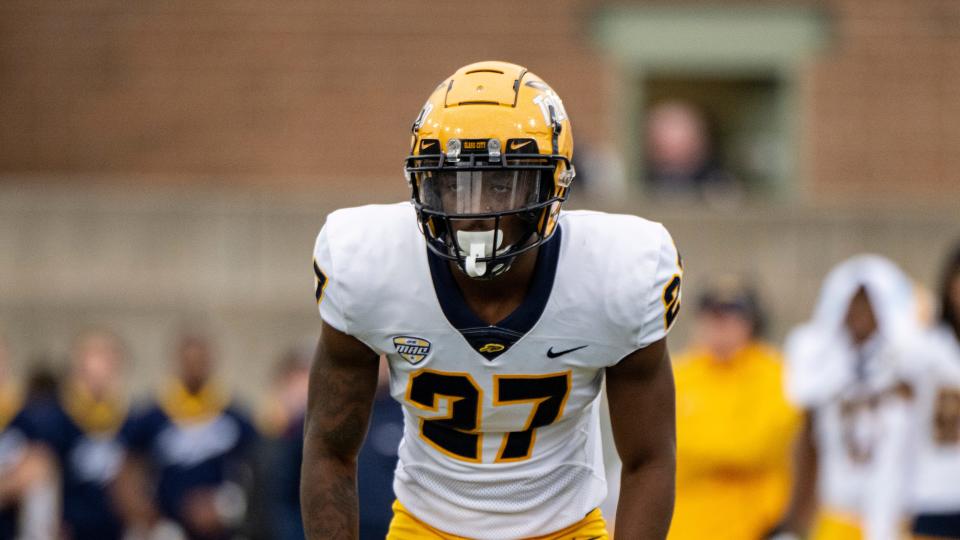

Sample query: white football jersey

[312,202,681,539]
[786,327,914,540]
[907,324,960,514]
[783,255,918,540]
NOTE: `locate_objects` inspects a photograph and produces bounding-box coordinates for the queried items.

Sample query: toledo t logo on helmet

[404,61,576,280]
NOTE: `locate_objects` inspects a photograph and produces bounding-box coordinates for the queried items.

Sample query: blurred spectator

[0,336,58,539]
[22,357,60,404]
[777,255,919,540]
[257,346,311,540]
[115,332,257,540]
[645,100,741,204]
[564,142,628,204]
[17,329,131,539]
[257,346,311,440]
[264,346,401,540]
[902,242,960,539]
[670,278,800,540]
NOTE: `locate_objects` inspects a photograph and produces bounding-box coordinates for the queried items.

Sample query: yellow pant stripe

[386,500,609,540]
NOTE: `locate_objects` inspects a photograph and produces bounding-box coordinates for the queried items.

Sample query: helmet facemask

[403,62,576,279]
[407,145,569,280]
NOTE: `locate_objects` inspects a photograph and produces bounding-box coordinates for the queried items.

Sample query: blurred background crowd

[1,0,959,539]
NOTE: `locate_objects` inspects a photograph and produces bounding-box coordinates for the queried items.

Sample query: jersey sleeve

[783,324,854,408]
[312,222,349,333]
[634,224,683,349]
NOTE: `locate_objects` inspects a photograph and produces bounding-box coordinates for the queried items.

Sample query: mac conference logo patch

[392,336,432,364]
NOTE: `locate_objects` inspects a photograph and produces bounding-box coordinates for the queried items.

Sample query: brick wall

[806,0,960,201]
[0,0,610,198]
[0,0,958,200]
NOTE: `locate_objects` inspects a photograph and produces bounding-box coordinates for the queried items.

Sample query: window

[593,6,828,201]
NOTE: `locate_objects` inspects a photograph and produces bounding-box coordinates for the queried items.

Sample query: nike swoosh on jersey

[509,140,533,151]
[546,345,588,358]
[421,140,436,149]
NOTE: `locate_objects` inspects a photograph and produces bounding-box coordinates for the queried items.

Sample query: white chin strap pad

[457,229,503,278]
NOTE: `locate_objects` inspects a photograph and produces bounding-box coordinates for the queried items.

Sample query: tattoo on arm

[606,338,677,539]
[301,323,380,540]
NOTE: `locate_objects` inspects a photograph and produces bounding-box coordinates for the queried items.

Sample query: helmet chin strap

[456,229,505,278]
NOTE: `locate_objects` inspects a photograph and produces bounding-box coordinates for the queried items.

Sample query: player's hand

[180,489,225,537]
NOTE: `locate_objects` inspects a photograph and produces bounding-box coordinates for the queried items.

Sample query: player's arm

[300,321,380,540]
[605,337,676,539]
[766,410,818,539]
[111,452,161,530]
[0,444,58,539]
[0,444,54,506]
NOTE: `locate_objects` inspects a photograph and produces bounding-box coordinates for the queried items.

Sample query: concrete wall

[3,181,958,401]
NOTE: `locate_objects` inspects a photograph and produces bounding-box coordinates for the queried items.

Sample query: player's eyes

[438,176,459,191]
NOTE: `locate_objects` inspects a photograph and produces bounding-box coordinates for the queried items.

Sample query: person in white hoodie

[905,242,960,539]
[773,255,920,540]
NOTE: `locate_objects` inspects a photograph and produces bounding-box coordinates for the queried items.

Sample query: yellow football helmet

[404,60,575,279]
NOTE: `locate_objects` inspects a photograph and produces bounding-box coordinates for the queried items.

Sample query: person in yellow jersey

[670,277,800,540]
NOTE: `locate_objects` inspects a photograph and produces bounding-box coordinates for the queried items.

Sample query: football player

[905,242,960,539]
[301,61,683,539]
[774,255,918,540]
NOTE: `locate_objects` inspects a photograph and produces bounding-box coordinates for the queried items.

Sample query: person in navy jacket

[115,332,257,540]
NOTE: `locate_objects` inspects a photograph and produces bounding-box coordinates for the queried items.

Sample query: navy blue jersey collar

[427,226,562,360]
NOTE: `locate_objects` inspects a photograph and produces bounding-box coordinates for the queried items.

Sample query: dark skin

[844,287,878,346]
[772,411,819,536]
[301,322,379,538]
[774,287,881,537]
[949,272,960,338]
[606,337,677,538]
[450,236,539,323]
[302,235,676,539]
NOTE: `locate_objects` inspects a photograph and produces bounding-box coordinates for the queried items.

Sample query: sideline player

[906,242,960,539]
[774,255,918,540]
[301,61,682,539]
